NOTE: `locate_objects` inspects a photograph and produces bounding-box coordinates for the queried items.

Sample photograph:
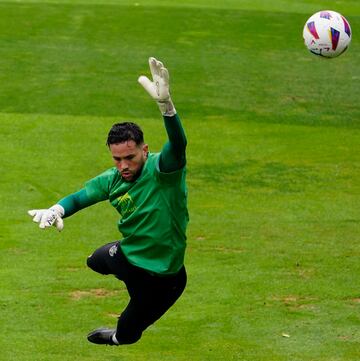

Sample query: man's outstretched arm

[160,114,187,172]
[138,57,187,172]
[28,189,101,231]
[58,189,96,217]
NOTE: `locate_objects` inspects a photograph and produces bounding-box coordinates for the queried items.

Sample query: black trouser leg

[87,241,187,345]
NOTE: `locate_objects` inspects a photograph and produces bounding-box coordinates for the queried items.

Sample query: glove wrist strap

[157,99,176,116]
[50,204,65,217]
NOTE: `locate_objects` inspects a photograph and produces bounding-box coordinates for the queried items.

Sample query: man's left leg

[113,265,187,345]
[86,241,129,346]
[87,243,187,345]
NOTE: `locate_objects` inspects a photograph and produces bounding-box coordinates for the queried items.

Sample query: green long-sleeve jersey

[58,114,188,275]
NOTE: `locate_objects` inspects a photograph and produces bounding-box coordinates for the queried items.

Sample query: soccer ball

[303,10,352,58]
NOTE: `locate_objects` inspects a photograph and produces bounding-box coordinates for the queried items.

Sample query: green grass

[0,0,360,360]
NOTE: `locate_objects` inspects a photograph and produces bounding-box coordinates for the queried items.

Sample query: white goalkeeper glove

[138,57,176,116]
[28,204,65,232]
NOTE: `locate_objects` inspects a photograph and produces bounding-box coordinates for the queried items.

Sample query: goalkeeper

[28,58,188,346]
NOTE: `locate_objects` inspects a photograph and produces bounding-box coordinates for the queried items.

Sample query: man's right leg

[86,241,123,277]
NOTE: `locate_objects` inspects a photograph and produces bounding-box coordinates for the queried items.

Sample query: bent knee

[86,253,108,275]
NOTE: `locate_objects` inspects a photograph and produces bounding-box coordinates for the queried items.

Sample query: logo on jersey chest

[115,192,137,218]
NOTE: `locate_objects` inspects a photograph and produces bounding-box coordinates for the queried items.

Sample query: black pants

[86,241,187,344]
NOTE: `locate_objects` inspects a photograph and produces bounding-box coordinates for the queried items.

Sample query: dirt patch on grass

[350,298,360,303]
[212,246,244,254]
[271,295,293,303]
[191,246,244,254]
[107,313,120,318]
[269,295,318,310]
[290,303,317,311]
[271,295,317,303]
[9,248,28,255]
[66,267,81,272]
[70,288,122,300]
[296,268,315,279]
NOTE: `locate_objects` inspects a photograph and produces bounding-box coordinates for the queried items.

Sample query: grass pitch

[0,1,359,360]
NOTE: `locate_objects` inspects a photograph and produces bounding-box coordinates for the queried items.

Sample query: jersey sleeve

[159,114,187,173]
[84,168,118,202]
[58,189,96,218]
[59,168,118,218]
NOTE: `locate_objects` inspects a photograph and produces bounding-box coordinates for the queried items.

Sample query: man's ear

[143,144,149,156]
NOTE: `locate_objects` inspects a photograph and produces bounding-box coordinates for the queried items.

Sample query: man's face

[110,141,148,182]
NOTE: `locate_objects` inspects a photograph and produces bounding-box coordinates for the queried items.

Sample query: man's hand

[28,204,65,231]
[138,57,176,116]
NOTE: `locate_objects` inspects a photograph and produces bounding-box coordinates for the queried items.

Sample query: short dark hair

[107,122,144,146]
